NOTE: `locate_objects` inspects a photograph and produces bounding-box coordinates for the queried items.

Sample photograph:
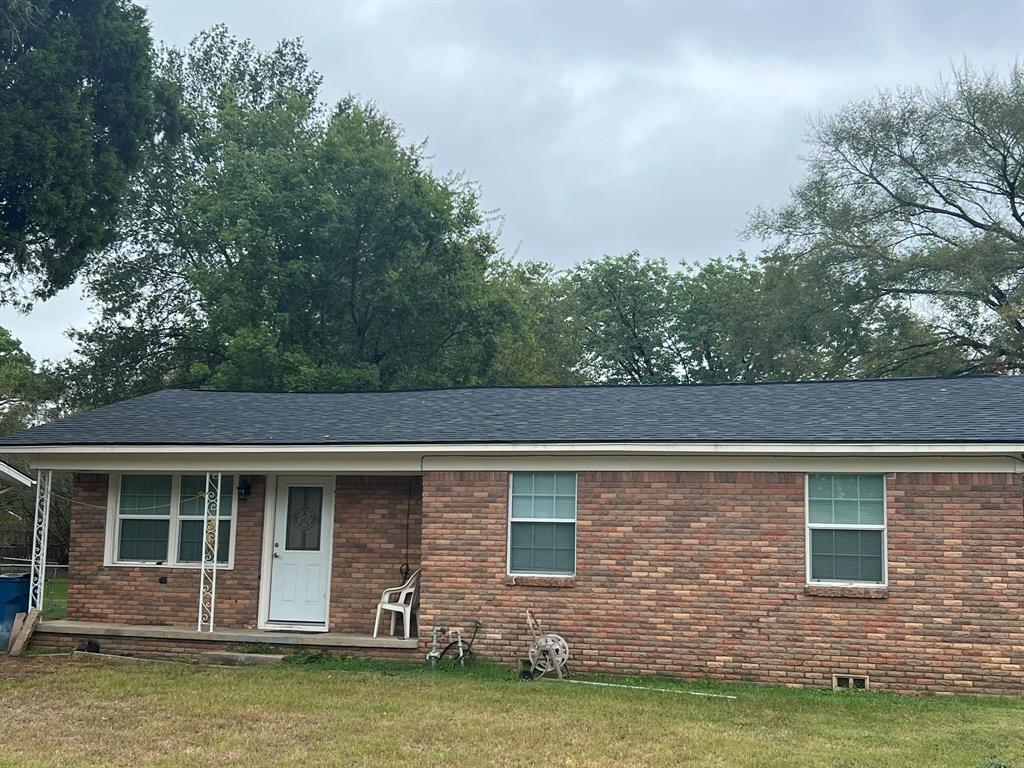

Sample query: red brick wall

[66,473,421,634]
[65,468,1024,694]
[331,475,422,634]
[418,470,1024,695]
[68,473,265,628]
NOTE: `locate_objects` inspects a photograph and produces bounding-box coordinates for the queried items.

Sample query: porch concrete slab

[37,620,419,649]
[198,651,285,666]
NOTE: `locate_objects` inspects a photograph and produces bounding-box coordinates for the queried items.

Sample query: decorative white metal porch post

[197,472,222,632]
[28,470,53,612]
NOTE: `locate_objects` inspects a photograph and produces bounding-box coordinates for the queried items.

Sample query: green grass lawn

[0,654,1021,767]
[42,578,67,621]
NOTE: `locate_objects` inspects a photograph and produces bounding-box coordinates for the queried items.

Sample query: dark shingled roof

[1,376,1022,447]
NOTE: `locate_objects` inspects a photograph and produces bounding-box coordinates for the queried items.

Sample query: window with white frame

[806,474,886,585]
[113,473,236,566]
[508,472,576,576]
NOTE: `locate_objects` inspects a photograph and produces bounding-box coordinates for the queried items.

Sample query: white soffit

[16,442,1024,474]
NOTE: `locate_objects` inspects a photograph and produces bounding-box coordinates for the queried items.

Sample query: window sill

[804,584,888,599]
[105,562,235,571]
[505,575,576,588]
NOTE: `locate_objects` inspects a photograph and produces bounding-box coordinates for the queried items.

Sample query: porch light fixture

[237,477,252,502]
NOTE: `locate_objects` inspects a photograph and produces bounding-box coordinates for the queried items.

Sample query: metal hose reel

[526,608,569,679]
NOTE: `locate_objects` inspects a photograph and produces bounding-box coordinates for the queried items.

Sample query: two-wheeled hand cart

[426,620,482,669]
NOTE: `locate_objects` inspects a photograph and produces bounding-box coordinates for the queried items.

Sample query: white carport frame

[28,470,52,612]
[197,472,222,631]
[0,461,34,491]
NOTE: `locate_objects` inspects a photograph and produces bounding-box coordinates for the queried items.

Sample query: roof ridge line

[176,373,1008,397]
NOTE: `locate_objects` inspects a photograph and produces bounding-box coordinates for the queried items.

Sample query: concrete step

[71,650,183,665]
[198,651,285,667]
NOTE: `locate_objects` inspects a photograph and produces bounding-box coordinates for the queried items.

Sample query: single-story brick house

[2,376,1022,694]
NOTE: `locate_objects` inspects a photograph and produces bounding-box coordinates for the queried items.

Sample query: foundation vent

[833,674,869,690]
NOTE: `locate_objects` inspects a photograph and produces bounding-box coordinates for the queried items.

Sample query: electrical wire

[399,477,413,581]
[46,491,209,512]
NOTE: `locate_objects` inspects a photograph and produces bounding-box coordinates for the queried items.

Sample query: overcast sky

[5,0,1023,362]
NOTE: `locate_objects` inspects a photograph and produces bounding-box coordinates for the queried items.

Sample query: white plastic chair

[373,569,420,639]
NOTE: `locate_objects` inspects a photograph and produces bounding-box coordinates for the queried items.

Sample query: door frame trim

[258,474,335,632]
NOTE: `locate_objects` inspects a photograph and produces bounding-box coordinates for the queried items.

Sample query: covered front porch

[26,469,424,653]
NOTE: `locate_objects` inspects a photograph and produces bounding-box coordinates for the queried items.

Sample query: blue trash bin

[0,573,31,648]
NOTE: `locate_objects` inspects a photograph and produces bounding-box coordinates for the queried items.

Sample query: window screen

[119,475,172,516]
[509,472,576,575]
[118,518,170,562]
[115,473,237,566]
[178,475,234,518]
[117,475,172,562]
[178,519,231,564]
[176,475,233,564]
[807,474,886,585]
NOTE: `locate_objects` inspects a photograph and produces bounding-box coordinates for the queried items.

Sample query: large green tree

[482,259,584,386]
[566,251,960,384]
[750,64,1024,373]
[567,252,678,383]
[0,327,45,432]
[0,328,70,561]
[0,0,161,301]
[63,28,513,406]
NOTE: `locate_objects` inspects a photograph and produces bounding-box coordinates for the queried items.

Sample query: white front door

[268,477,332,625]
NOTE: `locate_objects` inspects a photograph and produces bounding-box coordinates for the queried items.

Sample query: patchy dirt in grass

[0,654,73,682]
